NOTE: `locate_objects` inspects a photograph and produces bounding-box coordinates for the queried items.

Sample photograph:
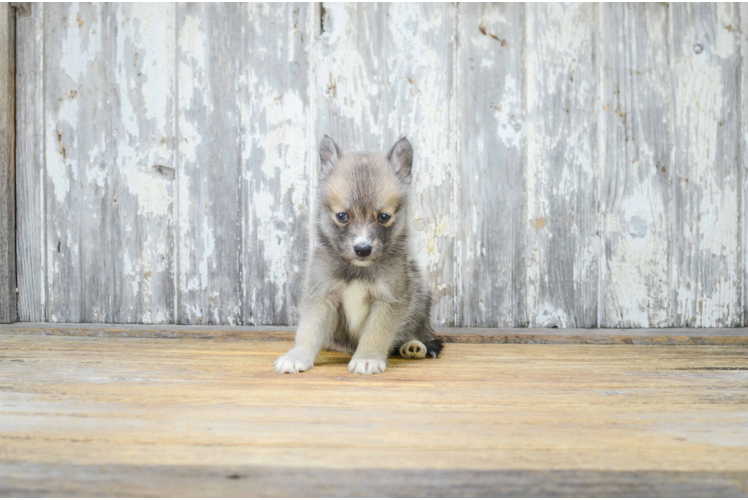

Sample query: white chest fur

[341,280,370,337]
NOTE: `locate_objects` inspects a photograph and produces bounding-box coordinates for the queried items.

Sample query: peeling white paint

[58,4,100,81]
[525,3,599,327]
[671,3,741,327]
[14,2,748,328]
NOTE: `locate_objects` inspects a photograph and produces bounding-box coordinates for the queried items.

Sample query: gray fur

[319,134,341,179]
[387,136,414,183]
[274,136,442,375]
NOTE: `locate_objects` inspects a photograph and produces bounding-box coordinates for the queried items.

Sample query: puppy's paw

[399,340,427,359]
[348,357,387,375]
[274,348,315,374]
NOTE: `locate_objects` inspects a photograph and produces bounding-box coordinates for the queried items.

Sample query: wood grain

[176,4,244,325]
[455,4,525,328]
[35,4,176,324]
[110,3,176,324]
[671,4,742,327]
[240,3,311,327]
[525,4,599,327]
[176,4,312,326]
[9,3,30,18]
[599,4,672,327]
[44,3,111,322]
[317,3,456,326]
[0,333,746,496]
[741,3,748,329]
[0,2,16,324]
[3,465,747,497]
[3,323,748,346]
[14,3,44,322]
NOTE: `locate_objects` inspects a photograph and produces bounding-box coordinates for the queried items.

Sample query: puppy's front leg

[349,302,401,375]
[274,300,336,374]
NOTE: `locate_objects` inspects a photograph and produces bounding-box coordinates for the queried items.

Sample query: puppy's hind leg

[399,338,444,359]
[399,340,427,359]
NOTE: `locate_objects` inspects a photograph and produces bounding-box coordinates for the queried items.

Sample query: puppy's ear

[387,136,413,183]
[319,135,341,177]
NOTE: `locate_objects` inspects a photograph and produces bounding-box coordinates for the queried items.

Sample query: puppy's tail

[425,338,443,359]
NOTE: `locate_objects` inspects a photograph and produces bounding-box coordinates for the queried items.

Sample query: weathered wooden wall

[13,3,748,328]
[1,2,16,324]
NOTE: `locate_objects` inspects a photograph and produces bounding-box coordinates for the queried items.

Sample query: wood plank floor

[1,330,747,496]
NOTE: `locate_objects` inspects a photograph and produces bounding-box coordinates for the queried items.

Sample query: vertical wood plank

[0,2,17,323]
[316,3,385,150]
[177,4,243,324]
[742,3,748,327]
[45,4,116,323]
[454,4,525,327]
[317,3,456,326]
[45,3,111,322]
[525,4,599,327]
[671,3,741,327]
[15,3,44,321]
[599,4,672,327]
[110,4,175,323]
[240,4,311,326]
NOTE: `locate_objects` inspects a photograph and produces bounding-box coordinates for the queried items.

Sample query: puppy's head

[316,135,413,267]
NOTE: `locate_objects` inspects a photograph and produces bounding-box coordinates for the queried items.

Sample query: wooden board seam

[2,323,748,345]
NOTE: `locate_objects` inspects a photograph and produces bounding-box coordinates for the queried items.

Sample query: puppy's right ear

[319,135,341,177]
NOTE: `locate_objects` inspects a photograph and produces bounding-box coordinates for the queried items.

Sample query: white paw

[274,348,315,374]
[399,340,427,359]
[348,357,387,375]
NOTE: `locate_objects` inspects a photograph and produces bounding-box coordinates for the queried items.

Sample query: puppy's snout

[354,244,372,257]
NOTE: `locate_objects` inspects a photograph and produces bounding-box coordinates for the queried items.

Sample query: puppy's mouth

[351,259,374,267]
[348,251,379,267]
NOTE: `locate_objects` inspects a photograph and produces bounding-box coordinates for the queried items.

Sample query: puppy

[274,136,443,375]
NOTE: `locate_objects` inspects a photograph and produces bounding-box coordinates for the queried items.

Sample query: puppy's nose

[354,244,372,257]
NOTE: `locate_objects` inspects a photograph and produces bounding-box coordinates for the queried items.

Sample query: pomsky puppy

[274,136,443,375]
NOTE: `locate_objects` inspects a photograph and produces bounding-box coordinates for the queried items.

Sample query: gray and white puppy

[274,136,443,375]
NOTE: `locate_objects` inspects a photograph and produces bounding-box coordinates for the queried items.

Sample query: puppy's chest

[341,281,371,336]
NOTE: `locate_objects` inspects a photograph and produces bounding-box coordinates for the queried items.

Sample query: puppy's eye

[335,212,349,223]
[378,213,391,224]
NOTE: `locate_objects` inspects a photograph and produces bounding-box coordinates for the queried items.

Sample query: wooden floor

[1,327,748,497]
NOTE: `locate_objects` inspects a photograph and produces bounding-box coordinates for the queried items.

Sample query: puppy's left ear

[387,136,413,183]
[320,135,341,178]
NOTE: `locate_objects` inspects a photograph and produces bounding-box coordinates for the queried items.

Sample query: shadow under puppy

[274,136,443,375]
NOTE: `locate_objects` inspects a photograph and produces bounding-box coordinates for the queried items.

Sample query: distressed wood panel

[12,2,748,328]
[525,4,599,327]
[15,3,44,321]
[671,3,742,327]
[110,4,176,323]
[177,4,245,324]
[454,4,525,327]
[43,3,175,323]
[44,3,113,322]
[0,2,16,323]
[599,4,672,327]
[240,3,311,326]
[742,3,748,328]
[317,3,456,325]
